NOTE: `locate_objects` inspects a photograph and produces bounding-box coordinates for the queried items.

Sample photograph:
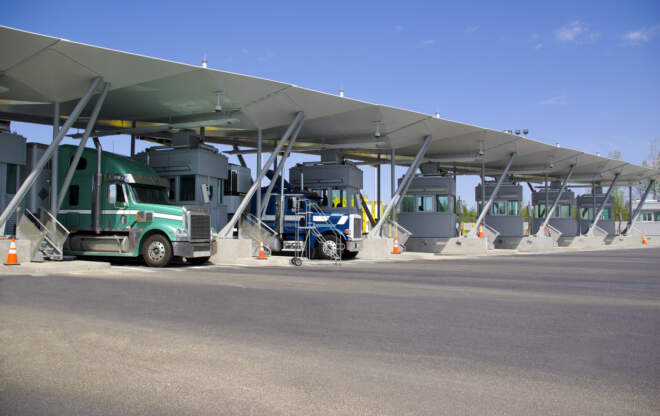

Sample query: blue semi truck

[259,190,362,259]
[254,159,364,260]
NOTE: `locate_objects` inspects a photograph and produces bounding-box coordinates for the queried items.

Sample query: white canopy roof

[0,25,657,185]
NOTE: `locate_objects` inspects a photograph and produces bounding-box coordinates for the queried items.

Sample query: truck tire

[314,234,342,260]
[142,234,173,267]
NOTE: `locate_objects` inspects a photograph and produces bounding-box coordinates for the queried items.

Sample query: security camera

[214,104,223,113]
[374,131,381,138]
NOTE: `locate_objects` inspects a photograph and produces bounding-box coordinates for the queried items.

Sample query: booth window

[224,171,238,196]
[332,188,346,208]
[602,207,612,220]
[180,175,195,201]
[401,195,415,212]
[217,179,223,203]
[312,189,329,206]
[642,212,652,222]
[580,207,591,220]
[416,196,433,212]
[436,195,453,213]
[5,163,17,194]
[655,211,660,221]
[559,204,571,218]
[508,200,520,216]
[491,201,506,215]
[68,185,79,206]
[168,178,176,200]
[535,204,546,218]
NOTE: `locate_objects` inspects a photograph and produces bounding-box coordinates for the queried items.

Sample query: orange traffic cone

[256,239,268,260]
[392,238,400,254]
[477,223,484,238]
[4,238,19,266]
[642,234,647,246]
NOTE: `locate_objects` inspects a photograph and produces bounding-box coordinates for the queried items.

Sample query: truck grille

[190,214,210,240]
[353,217,362,239]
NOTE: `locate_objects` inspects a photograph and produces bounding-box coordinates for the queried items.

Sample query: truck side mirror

[108,184,117,204]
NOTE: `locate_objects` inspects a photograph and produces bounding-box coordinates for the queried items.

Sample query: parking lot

[1,248,659,415]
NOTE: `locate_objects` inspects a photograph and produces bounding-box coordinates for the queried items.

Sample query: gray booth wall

[531,186,578,237]
[0,132,27,235]
[398,175,457,239]
[137,146,229,231]
[576,193,615,235]
[475,182,524,238]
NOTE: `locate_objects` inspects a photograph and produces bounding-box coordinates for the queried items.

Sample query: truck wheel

[315,234,342,260]
[142,234,172,267]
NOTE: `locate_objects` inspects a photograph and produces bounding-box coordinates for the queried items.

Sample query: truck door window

[108,184,117,204]
[180,175,195,201]
[68,185,79,206]
[116,184,126,203]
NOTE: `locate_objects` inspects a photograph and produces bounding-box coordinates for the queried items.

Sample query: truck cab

[57,145,215,267]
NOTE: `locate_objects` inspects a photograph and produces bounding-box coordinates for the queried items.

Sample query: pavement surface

[1,248,659,415]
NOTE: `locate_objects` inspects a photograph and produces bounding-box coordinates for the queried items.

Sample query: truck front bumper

[345,240,362,252]
[172,239,217,258]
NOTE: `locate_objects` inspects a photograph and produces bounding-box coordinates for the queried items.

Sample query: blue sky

[3,0,659,206]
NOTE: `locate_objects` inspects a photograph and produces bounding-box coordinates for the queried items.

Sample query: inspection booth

[136,132,229,232]
[531,181,577,238]
[631,198,660,236]
[0,129,26,235]
[396,163,457,252]
[475,178,524,249]
[577,187,615,235]
[288,155,363,218]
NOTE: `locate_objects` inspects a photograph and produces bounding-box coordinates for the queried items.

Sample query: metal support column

[358,190,376,228]
[218,112,304,237]
[256,128,262,219]
[390,149,395,198]
[58,82,110,209]
[544,173,549,217]
[234,146,248,168]
[480,158,485,209]
[628,185,633,229]
[0,77,103,231]
[469,152,517,237]
[369,135,433,238]
[536,164,575,237]
[623,179,655,235]
[260,120,303,217]
[587,173,621,236]
[51,102,60,216]
[130,121,136,157]
[376,156,381,221]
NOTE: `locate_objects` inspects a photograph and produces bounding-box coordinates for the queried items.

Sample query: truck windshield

[130,184,169,204]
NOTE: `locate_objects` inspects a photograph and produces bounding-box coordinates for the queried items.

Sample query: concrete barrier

[358,237,396,259]
[211,238,253,264]
[438,236,488,255]
[517,236,556,252]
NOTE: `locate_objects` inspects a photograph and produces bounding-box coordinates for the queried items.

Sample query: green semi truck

[57,145,215,266]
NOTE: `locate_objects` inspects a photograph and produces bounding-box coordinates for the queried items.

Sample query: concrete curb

[0,260,111,275]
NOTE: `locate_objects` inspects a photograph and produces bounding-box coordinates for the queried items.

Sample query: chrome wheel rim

[322,239,338,257]
[148,241,166,263]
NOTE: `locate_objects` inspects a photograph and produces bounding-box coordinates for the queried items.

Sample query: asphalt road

[1,248,659,415]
